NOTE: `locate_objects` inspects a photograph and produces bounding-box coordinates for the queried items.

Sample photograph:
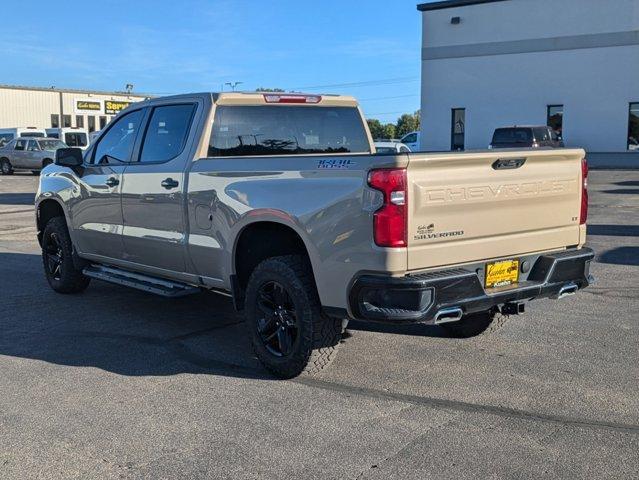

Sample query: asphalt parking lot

[1,170,638,479]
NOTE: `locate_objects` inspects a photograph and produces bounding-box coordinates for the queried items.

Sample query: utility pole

[225,81,243,92]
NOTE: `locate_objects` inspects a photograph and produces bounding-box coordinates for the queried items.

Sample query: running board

[83,265,200,298]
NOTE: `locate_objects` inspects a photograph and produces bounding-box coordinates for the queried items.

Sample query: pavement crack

[294,377,639,435]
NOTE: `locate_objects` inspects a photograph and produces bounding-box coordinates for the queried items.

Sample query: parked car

[36,92,593,378]
[490,126,563,149]
[374,141,411,154]
[0,137,67,175]
[0,127,47,147]
[46,128,89,150]
[400,131,420,151]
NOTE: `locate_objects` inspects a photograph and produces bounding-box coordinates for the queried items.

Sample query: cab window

[138,104,195,163]
[92,109,144,164]
[209,106,370,156]
[27,140,39,151]
[14,139,27,151]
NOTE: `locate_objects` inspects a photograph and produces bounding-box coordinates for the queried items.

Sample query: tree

[255,87,285,92]
[366,119,384,140]
[395,111,420,139]
[381,123,396,140]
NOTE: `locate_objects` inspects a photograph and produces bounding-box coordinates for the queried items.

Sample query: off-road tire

[245,255,343,378]
[42,216,90,294]
[0,158,13,175]
[440,309,509,338]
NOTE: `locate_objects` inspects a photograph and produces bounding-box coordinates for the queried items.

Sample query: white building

[418,0,639,167]
[0,84,149,133]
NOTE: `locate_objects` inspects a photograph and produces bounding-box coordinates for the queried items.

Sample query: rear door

[120,101,199,273]
[11,139,28,168]
[406,149,584,270]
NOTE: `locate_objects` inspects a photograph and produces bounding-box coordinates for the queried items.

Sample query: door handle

[161,178,179,190]
[105,177,119,187]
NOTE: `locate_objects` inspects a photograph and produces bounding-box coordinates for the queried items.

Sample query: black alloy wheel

[44,231,64,281]
[256,281,299,357]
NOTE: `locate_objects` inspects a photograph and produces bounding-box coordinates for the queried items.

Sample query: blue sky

[0,0,432,123]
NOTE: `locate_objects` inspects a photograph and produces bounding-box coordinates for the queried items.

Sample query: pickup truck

[36,92,594,378]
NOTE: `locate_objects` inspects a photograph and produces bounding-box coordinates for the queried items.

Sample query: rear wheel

[245,255,343,378]
[42,217,90,294]
[0,158,13,175]
[439,309,508,338]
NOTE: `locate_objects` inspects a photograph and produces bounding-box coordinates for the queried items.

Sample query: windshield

[21,132,45,137]
[492,128,532,144]
[38,139,67,150]
[209,106,370,156]
[64,132,88,147]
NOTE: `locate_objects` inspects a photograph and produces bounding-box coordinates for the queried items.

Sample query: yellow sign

[76,100,101,111]
[485,259,520,288]
[104,100,132,115]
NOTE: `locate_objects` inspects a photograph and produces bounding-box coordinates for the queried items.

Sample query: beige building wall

[0,85,148,131]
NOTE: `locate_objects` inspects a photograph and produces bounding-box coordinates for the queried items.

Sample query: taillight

[263,94,321,104]
[580,158,588,224]
[368,168,407,247]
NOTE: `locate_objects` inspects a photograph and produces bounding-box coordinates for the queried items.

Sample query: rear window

[21,132,45,137]
[375,146,396,154]
[39,139,66,150]
[208,106,370,157]
[492,128,532,145]
[0,134,13,147]
[64,132,88,147]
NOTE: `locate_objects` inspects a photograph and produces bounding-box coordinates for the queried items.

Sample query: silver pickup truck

[36,92,594,378]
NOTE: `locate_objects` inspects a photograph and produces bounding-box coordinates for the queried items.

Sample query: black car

[490,126,564,149]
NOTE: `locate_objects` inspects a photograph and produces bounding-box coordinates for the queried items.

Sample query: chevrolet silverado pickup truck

[36,92,594,378]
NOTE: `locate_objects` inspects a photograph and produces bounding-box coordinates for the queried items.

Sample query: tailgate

[407,149,585,270]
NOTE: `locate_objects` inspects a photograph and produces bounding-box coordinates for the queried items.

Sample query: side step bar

[83,265,200,298]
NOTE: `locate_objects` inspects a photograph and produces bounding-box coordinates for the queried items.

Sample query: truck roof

[135,92,359,108]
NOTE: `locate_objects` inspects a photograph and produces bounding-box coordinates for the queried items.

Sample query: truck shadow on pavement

[0,252,448,381]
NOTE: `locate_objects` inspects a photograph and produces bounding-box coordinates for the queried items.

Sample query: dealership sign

[105,100,133,115]
[75,99,102,113]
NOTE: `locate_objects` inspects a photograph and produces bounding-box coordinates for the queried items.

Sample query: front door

[69,108,146,260]
[121,102,199,273]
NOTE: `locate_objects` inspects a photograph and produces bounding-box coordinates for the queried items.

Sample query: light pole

[225,81,243,92]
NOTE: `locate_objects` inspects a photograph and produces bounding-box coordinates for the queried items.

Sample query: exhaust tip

[556,282,579,299]
[434,307,464,325]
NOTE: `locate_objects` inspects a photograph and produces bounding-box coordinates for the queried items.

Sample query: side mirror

[55,148,84,167]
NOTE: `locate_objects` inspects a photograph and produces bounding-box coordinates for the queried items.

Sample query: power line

[359,94,419,102]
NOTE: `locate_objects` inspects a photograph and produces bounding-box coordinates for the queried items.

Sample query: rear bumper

[348,247,594,324]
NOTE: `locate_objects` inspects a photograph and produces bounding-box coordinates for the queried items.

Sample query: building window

[62,115,72,128]
[88,116,96,133]
[547,105,563,139]
[99,116,108,129]
[76,115,84,128]
[628,103,639,151]
[50,114,60,128]
[451,108,465,151]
